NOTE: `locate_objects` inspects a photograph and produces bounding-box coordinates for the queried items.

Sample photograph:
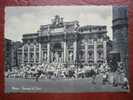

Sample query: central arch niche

[53,42,62,50]
[51,42,63,63]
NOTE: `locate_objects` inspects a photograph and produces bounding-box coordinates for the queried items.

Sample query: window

[88,39,93,44]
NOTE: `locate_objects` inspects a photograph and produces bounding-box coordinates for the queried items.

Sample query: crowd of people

[5,61,128,89]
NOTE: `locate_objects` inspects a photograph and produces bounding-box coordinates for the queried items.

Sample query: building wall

[112,6,128,74]
[113,6,128,62]
[4,39,12,71]
[4,38,22,71]
[19,16,112,65]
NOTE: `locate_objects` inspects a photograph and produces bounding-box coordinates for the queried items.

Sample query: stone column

[61,51,63,63]
[73,40,77,63]
[63,24,67,63]
[27,44,30,64]
[33,44,36,63]
[47,25,50,63]
[103,41,107,61]
[51,52,53,62]
[39,43,42,63]
[94,41,97,63]
[47,43,50,63]
[57,53,59,63]
[85,40,88,64]
[63,41,67,63]
[41,50,43,62]
[22,45,25,65]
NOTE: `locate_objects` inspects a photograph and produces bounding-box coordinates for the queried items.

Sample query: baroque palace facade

[17,15,112,66]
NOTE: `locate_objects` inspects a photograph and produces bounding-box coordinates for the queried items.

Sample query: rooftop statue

[51,15,64,28]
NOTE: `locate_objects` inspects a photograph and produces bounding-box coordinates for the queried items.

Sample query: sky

[5,6,112,41]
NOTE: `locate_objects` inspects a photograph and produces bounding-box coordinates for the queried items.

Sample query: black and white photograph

[4,5,128,93]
